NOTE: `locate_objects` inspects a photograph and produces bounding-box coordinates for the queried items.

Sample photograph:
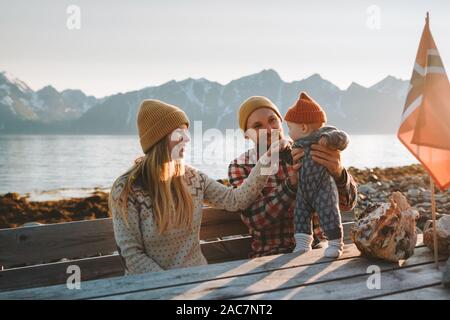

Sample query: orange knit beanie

[284,92,327,124]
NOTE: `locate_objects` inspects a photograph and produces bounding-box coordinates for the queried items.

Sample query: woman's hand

[311,143,344,179]
[260,138,290,175]
[266,138,290,157]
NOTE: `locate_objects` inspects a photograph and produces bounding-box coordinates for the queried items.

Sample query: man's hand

[289,147,304,187]
[311,143,344,179]
[318,136,328,148]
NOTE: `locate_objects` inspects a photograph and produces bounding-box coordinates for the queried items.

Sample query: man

[228,96,357,258]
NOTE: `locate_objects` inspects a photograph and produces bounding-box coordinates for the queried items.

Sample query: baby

[284,92,349,258]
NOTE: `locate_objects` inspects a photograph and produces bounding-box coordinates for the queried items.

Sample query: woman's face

[245,108,284,147]
[168,124,190,160]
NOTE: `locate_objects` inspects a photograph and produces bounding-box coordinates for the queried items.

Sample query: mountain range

[0,69,409,134]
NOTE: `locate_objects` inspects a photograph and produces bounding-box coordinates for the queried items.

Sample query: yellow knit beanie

[238,96,282,131]
[137,99,190,153]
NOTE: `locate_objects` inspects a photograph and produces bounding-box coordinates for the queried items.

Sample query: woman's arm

[201,139,290,212]
[199,158,270,212]
[228,161,297,231]
[109,179,163,274]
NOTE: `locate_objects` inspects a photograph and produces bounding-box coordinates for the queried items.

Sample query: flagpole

[429,175,439,269]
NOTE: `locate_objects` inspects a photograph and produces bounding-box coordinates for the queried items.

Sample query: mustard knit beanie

[137,99,190,154]
[238,96,282,131]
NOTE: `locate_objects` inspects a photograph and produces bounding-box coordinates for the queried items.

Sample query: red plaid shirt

[228,147,357,258]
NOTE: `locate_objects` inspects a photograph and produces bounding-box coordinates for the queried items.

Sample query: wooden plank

[0,209,249,268]
[0,206,355,267]
[0,237,250,292]
[372,284,450,300]
[0,236,423,300]
[0,255,123,292]
[202,220,354,263]
[0,243,363,299]
[201,221,355,263]
[237,263,447,300]
[95,246,443,300]
[200,208,248,240]
[201,236,251,263]
[0,218,117,268]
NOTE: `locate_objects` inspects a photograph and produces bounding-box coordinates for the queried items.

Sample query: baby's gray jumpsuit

[293,125,349,240]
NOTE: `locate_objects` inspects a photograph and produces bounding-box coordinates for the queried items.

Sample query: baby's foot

[293,233,313,254]
[324,239,344,258]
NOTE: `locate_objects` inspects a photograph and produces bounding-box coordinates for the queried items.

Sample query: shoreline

[0,164,448,230]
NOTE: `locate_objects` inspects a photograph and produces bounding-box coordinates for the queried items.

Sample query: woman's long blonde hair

[118,135,194,234]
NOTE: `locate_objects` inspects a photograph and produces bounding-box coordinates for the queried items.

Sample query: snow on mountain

[1,96,13,107]
[0,70,409,134]
[0,72,99,124]
[1,71,32,93]
[370,75,409,100]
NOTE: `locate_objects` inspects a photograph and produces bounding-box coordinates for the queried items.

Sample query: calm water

[0,134,418,195]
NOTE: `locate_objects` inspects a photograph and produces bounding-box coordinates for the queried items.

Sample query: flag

[398,13,450,191]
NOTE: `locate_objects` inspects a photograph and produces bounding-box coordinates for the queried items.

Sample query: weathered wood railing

[0,208,355,292]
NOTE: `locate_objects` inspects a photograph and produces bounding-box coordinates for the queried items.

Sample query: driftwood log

[351,192,419,262]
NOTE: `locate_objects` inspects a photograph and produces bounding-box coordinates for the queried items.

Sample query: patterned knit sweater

[109,160,269,275]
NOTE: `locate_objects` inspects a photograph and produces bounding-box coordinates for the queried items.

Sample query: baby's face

[286,121,311,140]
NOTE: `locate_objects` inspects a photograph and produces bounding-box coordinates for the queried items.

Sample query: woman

[228,96,358,258]
[109,99,286,274]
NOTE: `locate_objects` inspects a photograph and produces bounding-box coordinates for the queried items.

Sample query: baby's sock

[293,233,313,254]
[324,238,344,258]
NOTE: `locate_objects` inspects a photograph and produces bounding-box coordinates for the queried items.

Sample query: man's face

[245,108,284,149]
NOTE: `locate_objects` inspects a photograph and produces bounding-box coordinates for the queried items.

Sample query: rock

[418,202,432,209]
[423,215,450,256]
[351,192,419,262]
[444,258,450,288]
[359,184,377,194]
[422,190,431,200]
[436,195,449,204]
[21,222,44,227]
[85,195,102,203]
[3,192,21,201]
[380,182,391,190]
[407,188,421,198]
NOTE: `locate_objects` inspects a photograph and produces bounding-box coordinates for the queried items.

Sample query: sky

[0,0,449,97]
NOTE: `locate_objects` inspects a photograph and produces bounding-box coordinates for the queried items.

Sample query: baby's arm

[319,128,349,151]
